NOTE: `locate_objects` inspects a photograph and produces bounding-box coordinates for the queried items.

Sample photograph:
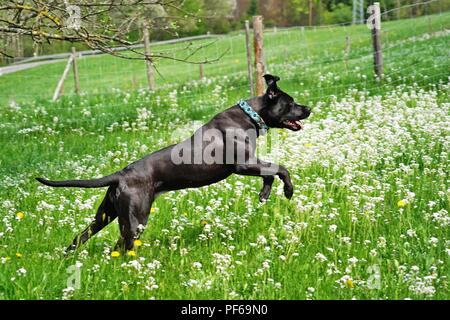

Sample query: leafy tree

[248,0,259,16]
[322,2,352,24]
[203,0,233,33]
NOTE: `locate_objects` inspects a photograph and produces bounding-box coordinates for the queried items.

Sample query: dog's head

[260,74,311,131]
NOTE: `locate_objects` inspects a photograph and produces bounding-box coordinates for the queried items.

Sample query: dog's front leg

[259,176,274,202]
[234,159,293,200]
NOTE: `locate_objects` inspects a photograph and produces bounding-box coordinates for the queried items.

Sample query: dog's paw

[259,187,272,203]
[284,184,294,199]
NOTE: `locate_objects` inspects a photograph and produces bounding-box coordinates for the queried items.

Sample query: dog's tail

[36,173,119,188]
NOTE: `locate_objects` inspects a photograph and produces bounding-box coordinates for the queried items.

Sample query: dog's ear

[263,74,280,100]
[263,74,280,87]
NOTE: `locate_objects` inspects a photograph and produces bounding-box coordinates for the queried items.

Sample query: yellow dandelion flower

[16,212,24,220]
[397,199,407,207]
[111,251,121,257]
[127,250,136,257]
[134,239,142,247]
[346,278,354,288]
[16,253,22,258]
[150,208,156,214]
[304,143,313,148]
[200,219,209,226]
[278,129,288,139]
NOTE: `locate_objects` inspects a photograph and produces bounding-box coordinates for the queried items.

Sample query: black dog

[37,74,310,253]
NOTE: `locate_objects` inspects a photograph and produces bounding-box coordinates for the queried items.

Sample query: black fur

[36,74,311,253]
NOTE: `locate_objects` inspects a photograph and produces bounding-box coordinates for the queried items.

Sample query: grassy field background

[1,12,449,105]
[0,13,449,299]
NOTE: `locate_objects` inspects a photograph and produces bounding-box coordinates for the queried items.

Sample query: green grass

[0,13,449,300]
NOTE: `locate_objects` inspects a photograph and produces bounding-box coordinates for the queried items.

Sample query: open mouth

[283,119,303,131]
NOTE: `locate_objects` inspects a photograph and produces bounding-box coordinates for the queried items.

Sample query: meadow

[0,13,449,299]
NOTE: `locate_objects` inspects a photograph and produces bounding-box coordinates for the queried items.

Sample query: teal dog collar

[238,100,269,134]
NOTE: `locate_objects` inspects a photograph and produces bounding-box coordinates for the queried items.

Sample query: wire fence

[0,1,448,111]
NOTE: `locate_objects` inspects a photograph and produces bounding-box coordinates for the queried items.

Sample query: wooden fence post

[143,22,155,91]
[72,47,80,95]
[244,20,255,97]
[309,0,313,26]
[344,35,350,71]
[370,2,383,78]
[252,15,265,96]
[132,74,138,89]
[52,54,74,101]
[199,63,204,80]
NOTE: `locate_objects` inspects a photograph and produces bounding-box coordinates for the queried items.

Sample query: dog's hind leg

[114,185,155,252]
[65,187,118,254]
